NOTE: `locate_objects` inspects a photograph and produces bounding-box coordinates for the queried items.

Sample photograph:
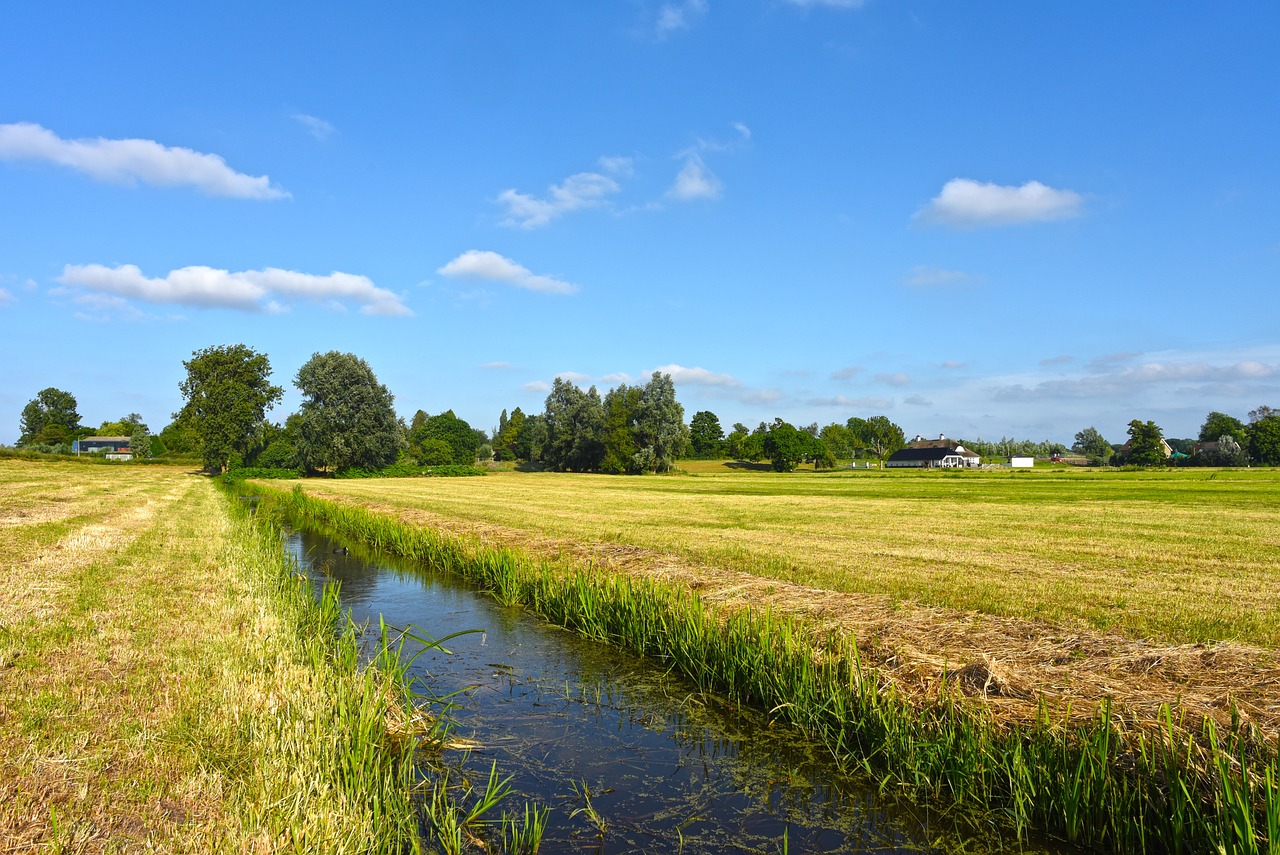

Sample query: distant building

[1118,436,1173,459]
[886,435,981,469]
[76,436,132,460]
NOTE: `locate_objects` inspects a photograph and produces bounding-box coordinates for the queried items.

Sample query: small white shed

[1009,457,1034,468]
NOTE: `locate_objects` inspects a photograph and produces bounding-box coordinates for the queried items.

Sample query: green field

[298,463,1280,649]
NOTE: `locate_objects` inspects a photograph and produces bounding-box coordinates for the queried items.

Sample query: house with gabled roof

[886,434,982,469]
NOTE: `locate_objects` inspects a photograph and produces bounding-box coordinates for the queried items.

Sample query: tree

[1123,419,1167,466]
[19,387,81,444]
[634,371,689,472]
[411,410,481,466]
[688,410,726,459]
[294,351,404,473]
[494,407,527,462]
[1198,411,1247,445]
[129,422,151,460]
[158,417,200,455]
[1072,426,1112,464]
[542,379,605,472]
[600,384,641,473]
[178,345,283,473]
[819,423,853,460]
[851,415,905,465]
[1247,406,1280,464]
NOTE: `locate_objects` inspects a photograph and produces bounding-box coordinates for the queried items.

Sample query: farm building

[886,435,981,469]
[75,436,133,460]
[1117,436,1173,459]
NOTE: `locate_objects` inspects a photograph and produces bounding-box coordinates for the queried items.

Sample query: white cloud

[0,287,14,307]
[656,0,708,38]
[668,154,722,201]
[654,363,741,388]
[904,395,933,406]
[58,263,410,316]
[598,156,634,177]
[291,113,336,140]
[875,372,911,387]
[902,265,977,287]
[497,171,620,228]
[600,372,634,384]
[0,122,289,200]
[992,359,1278,403]
[916,178,1083,228]
[831,365,862,381]
[732,122,751,141]
[557,371,592,384]
[523,380,551,393]
[807,394,893,409]
[437,250,579,295]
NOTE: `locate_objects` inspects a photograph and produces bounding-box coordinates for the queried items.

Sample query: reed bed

[255,482,1280,854]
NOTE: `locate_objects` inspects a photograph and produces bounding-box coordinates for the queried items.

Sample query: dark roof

[889,447,972,462]
[81,436,131,442]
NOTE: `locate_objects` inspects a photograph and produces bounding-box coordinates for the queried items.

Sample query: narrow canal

[282,517,1069,854]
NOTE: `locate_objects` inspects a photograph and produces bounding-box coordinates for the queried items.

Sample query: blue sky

[2,2,1277,446]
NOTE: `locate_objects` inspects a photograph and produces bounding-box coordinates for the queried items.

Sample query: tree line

[13,343,1280,472]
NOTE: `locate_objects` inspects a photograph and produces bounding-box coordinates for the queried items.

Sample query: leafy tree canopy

[1124,419,1167,466]
[178,344,283,473]
[1198,411,1247,445]
[1072,426,1112,461]
[19,387,81,444]
[688,410,726,459]
[411,410,480,466]
[1247,406,1280,464]
[849,415,905,463]
[294,351,403,473]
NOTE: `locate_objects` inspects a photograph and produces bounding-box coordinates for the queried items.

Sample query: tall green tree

[19,387,81,444]
[600,384,642,473]
[411,410,481,466]
[1198,411,1247,445]
[763,419,826,472]
[635,371,689,472]
[494,407,527,462]
[1247,406,1280,464]
[819,423,853,460]
[688,410,726,459]
[850,415,905,465]
[542,378,605,472]
[294,351,403,473]
[1072,426,1112,463]
[1123,419,1167,466]
[178,344,283,473]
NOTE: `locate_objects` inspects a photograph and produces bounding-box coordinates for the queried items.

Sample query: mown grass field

[0,459,422,853]
[298,463,1280,648]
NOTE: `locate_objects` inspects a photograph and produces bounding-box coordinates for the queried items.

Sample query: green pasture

[299,464,1280,648]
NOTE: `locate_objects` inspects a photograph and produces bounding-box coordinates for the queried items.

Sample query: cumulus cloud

[654,363,741,388]
[598,156,634,177]
[0,122,289,199]
[497,171,620,228]
[557,371,592,384]
[437,250,578,295]
[916,178,1082,228]
[655,0,708,38]
[58,263,410,316]
[600,372,634,384]
[902,265,978,287]
[291,113,336,140]
[668,154,722,200]
[523,380,551,393]
[875,371,911,387]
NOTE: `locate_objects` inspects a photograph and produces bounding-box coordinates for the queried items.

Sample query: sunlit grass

[297,465,1280,647]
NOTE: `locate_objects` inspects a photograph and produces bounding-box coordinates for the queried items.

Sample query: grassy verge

[0,460,424,852]
[258,481,1280,854]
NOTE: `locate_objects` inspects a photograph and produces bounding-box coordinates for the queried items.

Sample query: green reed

[253,482,1279,854]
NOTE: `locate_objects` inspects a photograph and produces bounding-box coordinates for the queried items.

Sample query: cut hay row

[0,461,427,852]
[255,480,1280,853]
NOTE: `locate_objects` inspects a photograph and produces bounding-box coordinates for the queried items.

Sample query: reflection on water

[284,522,1067,854]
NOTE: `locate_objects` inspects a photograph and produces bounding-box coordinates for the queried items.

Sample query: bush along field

[253,479,1280,854]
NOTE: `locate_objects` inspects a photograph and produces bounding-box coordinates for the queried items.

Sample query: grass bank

[259,481,1279,854]
[0,459,424,852]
